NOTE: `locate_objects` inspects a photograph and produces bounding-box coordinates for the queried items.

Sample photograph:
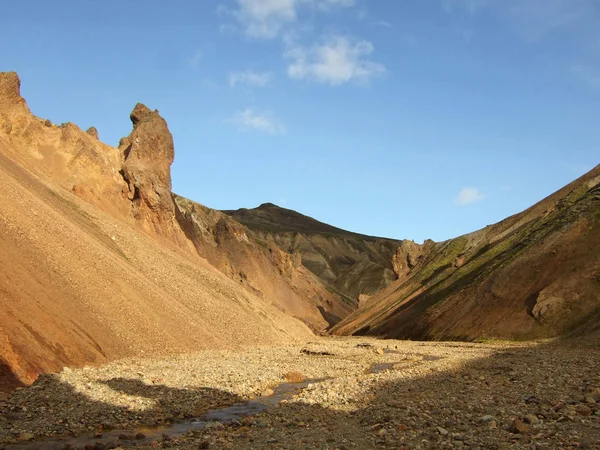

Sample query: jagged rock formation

[223,203,404,302]
[333,166,600,341]
[117,103,189,245]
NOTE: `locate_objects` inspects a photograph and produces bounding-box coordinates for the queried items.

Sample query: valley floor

[1,337,599,449]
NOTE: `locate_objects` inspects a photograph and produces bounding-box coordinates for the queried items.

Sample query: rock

[86,126,99,139]
[0,72,28,109]
[18,432,34,441]
[130,102,153,127]
[510,418,531,434]
[488,420,497,429]
[135,432,146,440]
[576,405,592,416]
[375,348,384,355]
[255,419,269,428]
[44,119,52,127]
[392,240,425,278]
[436,426,449,436]
[261,388,274,397]
[524,414,539,425]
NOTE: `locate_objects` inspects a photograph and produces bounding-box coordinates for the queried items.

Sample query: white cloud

[229,109,287,134]
[454,187,486,206]
[225,0,355,39]
[231,0,297,39]
[285,35,386,86]
[229,70,273,87]
[570,64,600,91]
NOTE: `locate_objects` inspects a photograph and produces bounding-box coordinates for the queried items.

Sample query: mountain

[223,203,405,306]
[0,72,335,388]
[332,165,600,341]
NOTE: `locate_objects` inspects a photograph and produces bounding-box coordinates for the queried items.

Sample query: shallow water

[5,379,322,450]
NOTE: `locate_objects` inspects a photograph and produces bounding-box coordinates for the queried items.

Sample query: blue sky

[1,0,599,242]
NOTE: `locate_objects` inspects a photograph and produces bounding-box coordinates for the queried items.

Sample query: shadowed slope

[333,165,600,340]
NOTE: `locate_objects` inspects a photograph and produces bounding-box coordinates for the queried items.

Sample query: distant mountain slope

[174,197,354,330]
[223,203,404,303]
[333,165,600,341]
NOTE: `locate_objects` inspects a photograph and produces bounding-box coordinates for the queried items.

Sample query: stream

[5,350,442,449]
[4,379,324,450]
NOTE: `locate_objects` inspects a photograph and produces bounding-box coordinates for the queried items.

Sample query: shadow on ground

[1,339,599,449]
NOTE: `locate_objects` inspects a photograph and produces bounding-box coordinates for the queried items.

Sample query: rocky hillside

[174,197,354,330]
[333,165,600,341]
[223,203,406,304]
[0,71,349,388]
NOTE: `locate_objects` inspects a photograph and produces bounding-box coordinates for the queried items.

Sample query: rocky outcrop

[0,72,28,111]
[118,103,188,243]
[392,240,427,278]
[85,126,99,139]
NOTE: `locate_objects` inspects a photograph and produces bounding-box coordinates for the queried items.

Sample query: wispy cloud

[229,109,287,134]
[373,20,392,28]
[313,0,355,11]
[285,35,386,86]
[187,50,203,68]
[454,187,486,206]
[570,64,600,91]
[232,0,296,39]
[442,0,491,14]
[229,70,273,87]
[223,0,356,39]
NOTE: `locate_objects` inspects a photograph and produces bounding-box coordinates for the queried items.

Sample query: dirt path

[1,337,599,449]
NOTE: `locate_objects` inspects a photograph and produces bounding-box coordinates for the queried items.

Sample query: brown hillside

[0,72,320,388]
[223,203,406,302]
[333,165,600,341]
[174,196,354,330]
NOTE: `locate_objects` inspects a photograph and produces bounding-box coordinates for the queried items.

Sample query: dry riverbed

[1,337,599,449]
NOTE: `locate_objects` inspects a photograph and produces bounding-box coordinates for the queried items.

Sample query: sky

[1,0,599,243]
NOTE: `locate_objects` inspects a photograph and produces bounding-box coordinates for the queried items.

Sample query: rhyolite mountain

[332,165,600,341]
[223,203,411,304]
[0,71,344,389]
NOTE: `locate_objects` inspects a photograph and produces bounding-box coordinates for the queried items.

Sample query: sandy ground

[1,337,599,449]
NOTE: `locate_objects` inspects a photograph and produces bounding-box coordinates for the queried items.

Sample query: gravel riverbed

[1,337,599,449]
